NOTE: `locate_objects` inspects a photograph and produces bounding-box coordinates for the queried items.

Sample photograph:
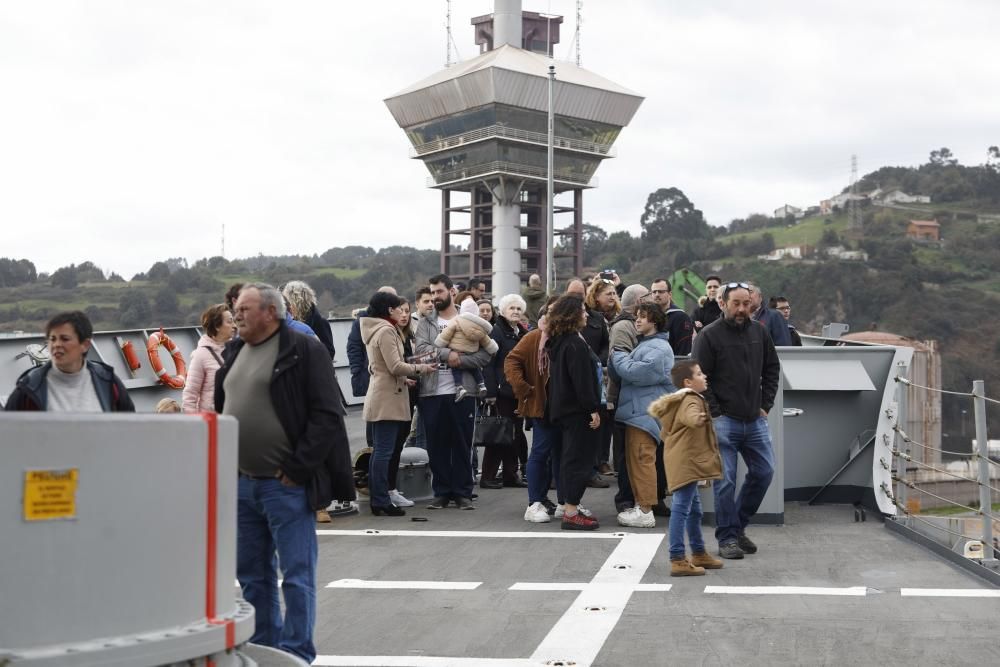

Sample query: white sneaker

[523,502,552,523]
[554,504,593,519]
[617,506,655,528]
[388,489,414,507]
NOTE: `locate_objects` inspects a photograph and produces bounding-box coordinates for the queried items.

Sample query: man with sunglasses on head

[693,282,781,560]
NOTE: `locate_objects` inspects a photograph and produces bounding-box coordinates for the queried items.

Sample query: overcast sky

[1,1,997,278]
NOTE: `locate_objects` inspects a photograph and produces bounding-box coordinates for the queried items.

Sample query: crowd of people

[4,271,801,662]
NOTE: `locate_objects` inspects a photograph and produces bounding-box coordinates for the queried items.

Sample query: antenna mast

[445,0,453,67]
[848,154,862,237]
[575,0,582,66]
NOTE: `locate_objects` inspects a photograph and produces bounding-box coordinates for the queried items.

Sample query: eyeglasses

[776,305,791,311]
[599,278,614,285]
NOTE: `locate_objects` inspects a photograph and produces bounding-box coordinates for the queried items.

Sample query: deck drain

[544,661,577,666]
[364,529,381,535]
[583,606,606,612]
[612,532,627,537]
[611,564,631,570]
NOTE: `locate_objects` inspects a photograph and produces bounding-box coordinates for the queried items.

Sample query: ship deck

[305,412,999,666]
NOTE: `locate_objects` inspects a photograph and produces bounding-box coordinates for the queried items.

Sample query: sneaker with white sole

[523,502,552,523]
[388,489,414,507]
[616,506,655,528]
[554,504,593,519]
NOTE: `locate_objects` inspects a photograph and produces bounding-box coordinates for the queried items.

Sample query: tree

[639,187,713,243]
[119,290,152,328]
[0,257,37,287]
[928,147,958,167]
[154,287,180,316]
[146,261,170,282]
[50,264,79,289]
[579,223,608,265]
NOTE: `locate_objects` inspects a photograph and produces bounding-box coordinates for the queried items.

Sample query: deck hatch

[782,359,876,391]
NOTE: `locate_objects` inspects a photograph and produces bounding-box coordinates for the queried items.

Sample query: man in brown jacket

[504,297,560,523]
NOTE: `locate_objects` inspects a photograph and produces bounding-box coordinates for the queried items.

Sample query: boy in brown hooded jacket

[649,359,725,576]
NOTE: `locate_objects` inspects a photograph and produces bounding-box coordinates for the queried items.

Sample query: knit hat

[621,284,650,310]
[460,297,480,316]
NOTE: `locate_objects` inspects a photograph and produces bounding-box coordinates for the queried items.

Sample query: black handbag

[473,402,515,448]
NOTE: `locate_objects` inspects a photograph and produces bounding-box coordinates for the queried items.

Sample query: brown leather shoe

[670,557,706,577]
[316,510,332,524]
[597,463,615,476]
[690,551,724,569]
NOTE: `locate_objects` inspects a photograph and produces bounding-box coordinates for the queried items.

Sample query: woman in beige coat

[361,291,436,516]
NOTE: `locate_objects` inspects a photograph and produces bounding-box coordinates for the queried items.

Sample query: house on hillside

[825,245,869,261]
[760,244,813,261]
[875,188,931,205]
[906,220,940,242]
[774,204,804,220]
[820,193,866,214]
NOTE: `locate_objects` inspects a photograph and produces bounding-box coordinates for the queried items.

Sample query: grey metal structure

[383,0,643,297]
[0,413,282,665]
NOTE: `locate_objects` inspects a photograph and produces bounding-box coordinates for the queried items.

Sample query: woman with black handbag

[480,294,529,489]
[545,296,604,531]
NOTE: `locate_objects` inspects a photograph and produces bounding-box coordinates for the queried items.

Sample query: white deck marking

[313,658,536,666]
[529,533,664,667]
[510,582,672,592]
[326,579,481,590]
[901,588,1000,598]
[705,585,868,596]
[316,529,622,539]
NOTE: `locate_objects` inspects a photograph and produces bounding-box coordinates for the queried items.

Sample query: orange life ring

[147,328,186,389]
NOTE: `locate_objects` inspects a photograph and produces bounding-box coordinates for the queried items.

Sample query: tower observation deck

[384,0,642,297]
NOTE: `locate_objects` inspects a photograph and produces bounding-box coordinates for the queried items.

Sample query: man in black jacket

[692,275,723,333]
[693,282,780,560]
[650,278,694,356]
[215,282,353,663]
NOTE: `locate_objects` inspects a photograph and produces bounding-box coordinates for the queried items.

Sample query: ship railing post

[973,380,997,568]
[895,364,908,518]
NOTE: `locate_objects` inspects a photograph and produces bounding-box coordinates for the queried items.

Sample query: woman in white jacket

[182,304,234,413]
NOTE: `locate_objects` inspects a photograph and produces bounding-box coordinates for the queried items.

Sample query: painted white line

[316,529,622,539]
[634,583,673,592]
[326,579,481,590]
[704,585,867,596]
[530,533,665,667]
[509,582,587,591]
[313,658,536,667]
[901,588,1000,598]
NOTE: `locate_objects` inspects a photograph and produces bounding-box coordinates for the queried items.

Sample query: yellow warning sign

[23,468,79,521]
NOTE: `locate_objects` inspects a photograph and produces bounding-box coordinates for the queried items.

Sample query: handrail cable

[891,425,977,458]
[881,482,986,541]
[894,376,975,398]
[892,476,981,515]
[891,449,1000,495]
[891,476,999,523]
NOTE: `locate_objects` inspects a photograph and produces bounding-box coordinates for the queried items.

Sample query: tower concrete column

[491,179,521,299]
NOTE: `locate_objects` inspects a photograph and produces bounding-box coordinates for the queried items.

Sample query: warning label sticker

[23,468,79,521]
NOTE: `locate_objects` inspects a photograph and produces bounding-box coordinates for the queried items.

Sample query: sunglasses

[721,281,750,297]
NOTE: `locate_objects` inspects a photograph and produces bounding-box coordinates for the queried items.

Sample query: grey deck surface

[300,409,1000,666]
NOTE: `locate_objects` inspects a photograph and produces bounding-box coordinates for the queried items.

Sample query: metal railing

[425,161,598,188]
[410,124,617,158]
[881,376,999,567]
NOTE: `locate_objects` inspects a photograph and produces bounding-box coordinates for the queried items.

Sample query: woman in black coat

[480,294,529,489]
[545,296,603,531]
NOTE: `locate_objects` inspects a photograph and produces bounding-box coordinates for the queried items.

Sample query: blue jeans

[527,418,563,504]
[419,394,476,499]
[669,482,705,559]
[713,415,775,543]
[369,420,405,507]
[237,477,318,663]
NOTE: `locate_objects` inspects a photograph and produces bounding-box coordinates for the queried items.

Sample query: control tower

[384,0,642,297]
